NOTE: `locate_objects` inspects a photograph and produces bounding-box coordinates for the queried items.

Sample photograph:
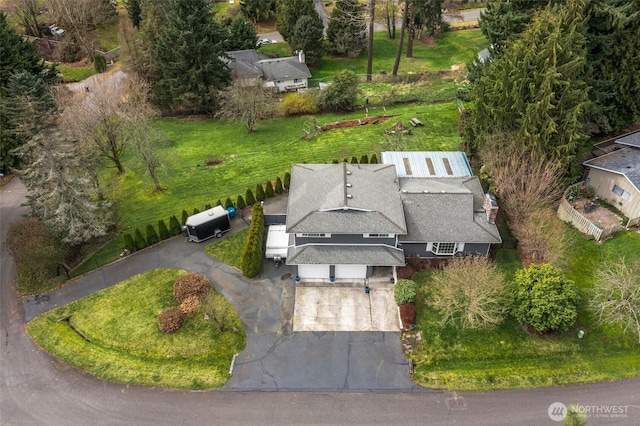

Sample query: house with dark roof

[225,49,311,92]
[583,130,640,224]
[284,152,501,282]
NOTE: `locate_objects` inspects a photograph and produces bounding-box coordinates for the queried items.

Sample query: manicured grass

[205,229,248,271]
[108,101,462,235]
[411,228,640,391]
[27,268,245,390]
[311,29,487,82]
[57,64,96,82]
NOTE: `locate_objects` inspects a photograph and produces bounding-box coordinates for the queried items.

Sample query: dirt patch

[572,199,622,230]
[321,115,396,131]
[205,157,225,167]
[420,35,437,46]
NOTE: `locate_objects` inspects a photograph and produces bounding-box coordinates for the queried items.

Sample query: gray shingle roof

[286,245,406,266]
[615,130,640,148]
[583,146,640,192]
[286,163,407,234]
[398,177,501,243]
[256,57,311,82]
[225,50,262,80]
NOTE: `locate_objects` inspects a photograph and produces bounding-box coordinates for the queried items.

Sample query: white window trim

[612,184,631,200]
[428,242,464,255]
[297,233,331,238]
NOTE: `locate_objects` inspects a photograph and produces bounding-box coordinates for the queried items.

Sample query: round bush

[180,296,201,315]
[157,306,186,334]
[173,273,211,304]
[394,279,417,305]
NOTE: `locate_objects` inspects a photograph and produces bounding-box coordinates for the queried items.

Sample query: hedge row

[122,173,290,254]
[332,153,379,164]
[240,203,265,278]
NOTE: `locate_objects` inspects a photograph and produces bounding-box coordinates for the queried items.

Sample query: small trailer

[265,225,289,266]
[184,206,231,243]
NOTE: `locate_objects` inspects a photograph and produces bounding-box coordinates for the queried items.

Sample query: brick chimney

[483,193,499,224]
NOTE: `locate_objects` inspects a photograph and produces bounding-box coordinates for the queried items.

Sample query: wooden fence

[557,182,622,241]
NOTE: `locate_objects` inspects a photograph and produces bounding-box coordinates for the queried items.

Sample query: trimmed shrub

[360,154,369,164]
[173,272,211,304]
[264,180,274,198]
[134,228,146,250]
[123,233,136,252]
[224,197,233,209]
[193,208,200,215]
[215,199,222,207]
[158,219,171,240]
[332,159,339,164]
[169,215,182,236]
[146,224,159,245]
[181,209,189,225]
[179,295,201,315]
[241,203,265,278]
[94,54,107,73]
[351,156,358,164]
[280,92,318,116]
[236,195,246,209]
[394,279,417,305]
[370,153,379,164]
[245,189,256,205]
[255,183,265,201]
[274,177,283,194]
[205,203,212,210]
[284,172,291,190]
[157,306,186,334]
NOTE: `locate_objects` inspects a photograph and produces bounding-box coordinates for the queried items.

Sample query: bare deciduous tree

[216,81,276,133]
[3,0,43,36]
[510,208,569,266]
[429,255,508,329]
[590,258,640,343]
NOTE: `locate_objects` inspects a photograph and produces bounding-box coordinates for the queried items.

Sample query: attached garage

[334,264,368,280]
[297,264,330,280]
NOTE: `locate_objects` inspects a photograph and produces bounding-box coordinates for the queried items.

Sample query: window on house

[293,79,300,83]
[364,233,392,238]
[432,242,457,255]
[612,185,631,200]
[299,233,330,238]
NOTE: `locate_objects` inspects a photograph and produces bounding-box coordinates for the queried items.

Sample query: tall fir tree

[326,0,366,58]
[466,0,589,167]
[241,0,276,22]
[289,15,325,66]
[153,0,230,113]
[226,15,258,51]
[275,0,317,43]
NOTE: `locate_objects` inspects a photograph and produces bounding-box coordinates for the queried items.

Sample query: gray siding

[294,234,396,246]
[400,242,491,258]
[265,214,287,225]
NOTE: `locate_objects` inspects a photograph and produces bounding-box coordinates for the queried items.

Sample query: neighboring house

[284,152,502,282]
[225,49,311,92]
[583,130,640,224]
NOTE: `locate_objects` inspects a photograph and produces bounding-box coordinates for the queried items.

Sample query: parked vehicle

[49,25,65,36]
[265,225,289,265]
[184,206,231,243]
[258,39,277,46]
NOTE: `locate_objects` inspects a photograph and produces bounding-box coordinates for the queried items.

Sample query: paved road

[2,178,640,425]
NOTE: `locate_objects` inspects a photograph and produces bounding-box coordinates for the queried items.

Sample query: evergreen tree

[158,219,171,240]
[181,209,189,224]
[466,0,589,166]
[283,172,291,190]
[274,177,284,194]
[153,0,231,113]
[134,228,147,250]
[351,156,358,164]
[245,188,256,205]
[126,0,143,27]
[289,15,325,66]
[370,153,378,164]
[275,0,317,43]
[215,199,222,206]
[146,224,159,245]
[15,130,112,246]
[255,183,266,201]
[360,154,369,164]
[123,233,136,252]
[193,208,200,215]
[236,195,246,209]
[317,70,359,112]
[224,197,234,209]
[169,215,182,235]
[326,0,366,58]
[226,15,258,51]
[241,0,276,22]
[265,180,275,197]
[1,71,56,172]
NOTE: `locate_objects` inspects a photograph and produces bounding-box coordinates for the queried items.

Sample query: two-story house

[285,152,502,282]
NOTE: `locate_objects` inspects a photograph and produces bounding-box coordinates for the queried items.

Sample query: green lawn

[27,268,245,390]
[411,228,640,391]
[205,229,248,271]
[311,29,487,82]
[57,63,96,82]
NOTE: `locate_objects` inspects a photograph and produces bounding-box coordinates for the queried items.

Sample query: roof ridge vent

[346,183,352,187]
[347,194,353,199]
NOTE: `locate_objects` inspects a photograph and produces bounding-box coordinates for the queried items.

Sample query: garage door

[334,264,367,279]
[298,264,330,280]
